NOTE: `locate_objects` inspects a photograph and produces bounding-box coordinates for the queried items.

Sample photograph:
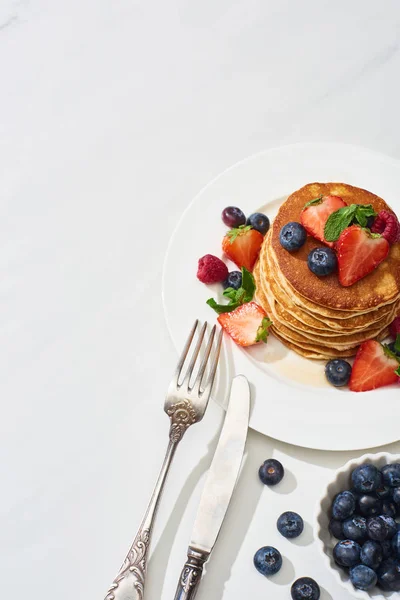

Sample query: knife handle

[173,547,209,600]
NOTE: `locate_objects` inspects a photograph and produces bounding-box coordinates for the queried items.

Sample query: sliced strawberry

[301,195,346,248]
[336,225,389,287]
[349,340,399,392]
[217,301,272,347]
[222,226,263,271]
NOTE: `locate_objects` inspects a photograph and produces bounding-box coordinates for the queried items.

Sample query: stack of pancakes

[254,183,400,359]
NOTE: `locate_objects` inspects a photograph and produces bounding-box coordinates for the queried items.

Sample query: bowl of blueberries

[316,453,400,598]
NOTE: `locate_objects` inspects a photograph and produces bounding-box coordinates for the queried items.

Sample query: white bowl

[315,452,400,599]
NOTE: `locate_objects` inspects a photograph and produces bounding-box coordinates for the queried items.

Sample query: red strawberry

[222,226,263,271]
[301,195,347,248]
[336,225,389,287]
[371,210,400,245]
[197,254,228,284]
[217,302,272,347]
[390,317,400,339]
[349,340,399,392]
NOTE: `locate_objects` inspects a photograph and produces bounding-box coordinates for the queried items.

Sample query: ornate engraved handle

[173,548,209,600]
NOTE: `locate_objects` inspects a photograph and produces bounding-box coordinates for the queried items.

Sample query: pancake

[270,183,400,311]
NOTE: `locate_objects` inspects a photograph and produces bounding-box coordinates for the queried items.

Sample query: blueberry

[222,271,242,290]
[253,546,282,576]
[380,515,397,538]
[361,540,384,570]
[279,222,307,252]
[377,485,392,500]
[367,516,389,542]
[381,540,393,559]
[221,206,246,228]
[382,501,397,518]
[377,558,400,591]
[332,491,356,520]
[246,212,270,235]
[382,464,400,488]
[325,359,352,387]
[342,516,367,543]
[258,459,284,486]
[366,215,376,230]
[352,464,382,494]
[393,487,400,505]
[357,493,382,517]
[392,531,400,558]
[333,540,362,567]
[277,511,304,539]
[329,518,344,540]
[349,564,377,591]
[291,577,320,600]
[307,247,337,277]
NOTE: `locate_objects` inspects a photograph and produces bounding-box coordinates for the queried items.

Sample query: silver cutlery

[173,374,250,600]
[105,320,223,600]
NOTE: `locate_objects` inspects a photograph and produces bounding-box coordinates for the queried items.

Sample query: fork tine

[201,328,223,398]
[180,321,207,387]
[174,320,199,383]
[191,324,216,393]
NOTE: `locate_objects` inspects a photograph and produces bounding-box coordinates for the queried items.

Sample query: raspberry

[389,316,400,339]
[197,254,228,284]
[371,210,399,245]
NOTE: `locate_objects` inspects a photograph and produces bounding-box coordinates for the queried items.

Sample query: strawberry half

[349,340,399,392]
[217,301,272,347]
[222,226,263,271]
[336,225,389,287]
[301,195,347,248]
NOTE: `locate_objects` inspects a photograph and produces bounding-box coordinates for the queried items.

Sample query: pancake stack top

[254,183,400,359]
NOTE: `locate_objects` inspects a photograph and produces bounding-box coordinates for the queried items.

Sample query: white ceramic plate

[162,143,400,451]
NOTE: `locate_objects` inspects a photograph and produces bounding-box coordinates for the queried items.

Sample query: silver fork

[105,320,223,600]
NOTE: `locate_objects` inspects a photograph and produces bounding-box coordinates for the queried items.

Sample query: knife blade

[173,374,250,600]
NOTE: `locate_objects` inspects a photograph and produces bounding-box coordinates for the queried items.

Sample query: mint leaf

[255,317,273,343]
[324,205,357,241]
[226,225,251,243]
[396,365,400,376]
[207,267,256,314]
[304,195,323,209]
[206,298,240,314]
[354,204,376,228]
[383,344,400,361]
[395,334,400,354]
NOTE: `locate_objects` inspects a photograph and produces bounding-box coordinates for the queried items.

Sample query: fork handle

[173,547,209,600]
[105,439,178,600]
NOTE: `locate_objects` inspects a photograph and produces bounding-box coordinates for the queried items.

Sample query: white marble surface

[1,1,400,598]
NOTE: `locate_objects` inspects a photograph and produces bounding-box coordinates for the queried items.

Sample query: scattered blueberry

[253,546,282,576]
[332,491,356,520]
[351,464,382,494]
[277,511,304,539]
[367,516,389,542]
[377,559,400,591]
[279,222,307,252]
[246,213,270,235]
[333,540,362,567]
[381,515,397,538]
[382,501,397,518]
[307,247,337,277]
[377,485,392,500]
[221,206,246,228]
[342,516,367,543]
[329,518,344,540]
[325,359,352,387]
[357,493,382,517]
[258,458,284,486]
[392,531,400,558]
[393,487,400,505]
[361,540,383,570]
[222,270,242,290]
[381,540,393,559]
[382,463,400,488]
[350,564,377,591]
[291,577,320,600]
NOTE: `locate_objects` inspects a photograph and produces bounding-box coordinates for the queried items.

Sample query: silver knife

[173,374,250,600]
